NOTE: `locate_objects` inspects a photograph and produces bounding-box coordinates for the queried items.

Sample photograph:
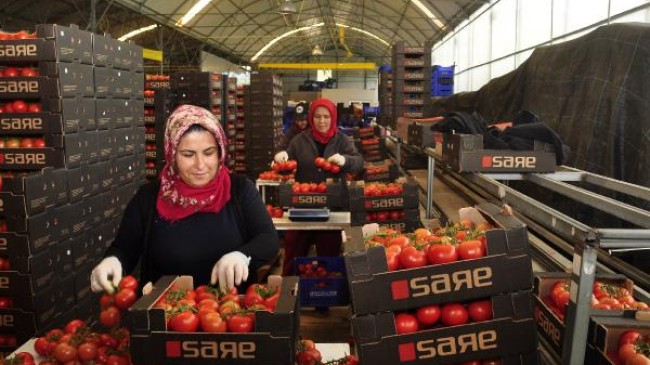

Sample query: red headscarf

[308,98,337,144]
[156,105,231,222]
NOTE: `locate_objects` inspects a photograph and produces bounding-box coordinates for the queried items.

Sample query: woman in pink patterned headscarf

[90,105,279,293]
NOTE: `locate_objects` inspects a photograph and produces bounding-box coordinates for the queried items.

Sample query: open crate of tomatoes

[584,316,650,365]
[294,257,350,307]
[352,290,538,364]
[278,179,348,210]
[533,272,650,356]
[127,275,300,365]
[344,202,533,316]
[363,159,399,182]
[348,177,418,211]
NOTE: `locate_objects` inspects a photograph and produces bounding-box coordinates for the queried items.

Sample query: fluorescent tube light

[411,0,445,28]
[176,0,212,27]
[118,24,158,41]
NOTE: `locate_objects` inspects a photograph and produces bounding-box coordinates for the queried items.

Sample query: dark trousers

[282,230,342,276]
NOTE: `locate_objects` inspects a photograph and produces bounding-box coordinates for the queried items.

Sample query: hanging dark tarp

[430,22,650,188]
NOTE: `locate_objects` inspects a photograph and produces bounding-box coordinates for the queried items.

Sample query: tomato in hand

[114,287,137,309]
[119,275,139,290]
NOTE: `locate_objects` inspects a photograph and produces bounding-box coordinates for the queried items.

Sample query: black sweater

[105,175,280,287]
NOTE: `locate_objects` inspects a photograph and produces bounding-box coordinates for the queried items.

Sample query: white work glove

[90,256,123,294]
[328,153,346,166]
[210,251,251,290]
[274,151,289,164]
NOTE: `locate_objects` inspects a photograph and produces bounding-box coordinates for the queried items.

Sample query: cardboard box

[442,134,557,173]
[3,206,67,252]
[127,275,300,365]
[0,168,67,216]
[585,316,650,365]
[363,160,400,182]
[0,24,92,64]
[348,178,418,212]
[278,181,348,209]
[532,272,638,356]
[407,123,440,148]
[353,294,538,364]
[350,208,420,227]
[345,203,533,315]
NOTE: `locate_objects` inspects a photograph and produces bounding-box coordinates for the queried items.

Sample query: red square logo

[391,280,410,300]
[364,200,372,209]
[292,196,298,204]
[166,341,181,358]
[0,153,4,164]
[398,342,416,362]
[481,155,492,167]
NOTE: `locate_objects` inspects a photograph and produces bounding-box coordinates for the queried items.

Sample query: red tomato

[169,311,200,332]
[27,103,41,113]
[114,287,137,309]
[99,306,121,328]
[53,343,78,363]
[20,68,38,77]
[3,67,18,77]
[273,207,284,218]
[317,182,327,193]
[106,354,129,365]
[627,353,650,365]
[388,235,410,248]
[119,275,139,290]
[441,303,469,327]
[34,337,53,356]
[296,348,322,365]
[322,161,332,171]
[427,243,458,265]
[64,319,86,334]
[385,251,401,271]
[77,342,98,362]
[618,330,642,348]
[551,280,570,310]
[330,165,341,174]
[200,311,227,332]
[416,305,441,327]
[286,160,298,170]
[314,157,326,168]
[100,293,114,308]
[398,246,427,269]
[395,313,419,334]
[467,299,493,322]
[457,240,485,260]
[0,296,11,308]
[227,313,255,332]
[376,211,389,221]
[12,100,27,113]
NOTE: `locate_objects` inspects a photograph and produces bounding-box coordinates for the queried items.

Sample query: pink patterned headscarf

[156,104,231,221]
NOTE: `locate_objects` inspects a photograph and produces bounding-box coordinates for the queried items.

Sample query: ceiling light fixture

[251,22,325,62]
[277,0,297,15]
[176,0,212,27]
[411,0,445,28]
[336,23,390,46]
[118,24,158,41]
[311,45,324,56]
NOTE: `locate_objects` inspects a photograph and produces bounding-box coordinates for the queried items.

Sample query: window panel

[518,0,552,50]
[491,0,517,59]
[471,11,492,65]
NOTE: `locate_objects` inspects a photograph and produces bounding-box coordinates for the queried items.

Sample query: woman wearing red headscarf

[274,98,363,276]
[90,105,279,293]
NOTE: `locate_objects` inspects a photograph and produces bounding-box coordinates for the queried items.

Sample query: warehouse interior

[0,1,649,365]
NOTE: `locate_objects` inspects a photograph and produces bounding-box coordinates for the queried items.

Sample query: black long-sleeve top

[105,175,280,287]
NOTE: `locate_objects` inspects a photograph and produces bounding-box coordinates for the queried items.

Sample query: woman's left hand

[328,153,346,166]
[210,251,251,290]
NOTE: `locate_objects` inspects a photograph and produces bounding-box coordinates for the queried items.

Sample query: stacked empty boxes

[227,84,247,174]
[0,24,145,352]
[246,72,283,180]
[431,65,454,97]
[171,72,224,122]
[143,75,171,179]
[223,76,244,174]
[392,42,431,170]
[378,67,393,128]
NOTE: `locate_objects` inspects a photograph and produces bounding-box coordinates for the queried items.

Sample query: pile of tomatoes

[364,209,406,222]
[0,136,47,149]
[152,283,280,333]
[143,90,155,97]
[0,67,39,78]
[394,299,493,335]
[98,275,139,329]
[144,74,169,81]
[296,261,343,279]
[266,204,284,218]
[544,279,649,321]
[291,182,328,194]
[258,170,292,181]
[611,330,650,365]
[295,339,360,365]
[0,100,42,114]
[0,31,37,40]
[314,157,341,174]
[362,182,404,196]
[365,222,493,272]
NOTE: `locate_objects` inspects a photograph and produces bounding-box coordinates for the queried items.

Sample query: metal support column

[426,154,435,219]
[561,237,599,365]
[90,0,97,33]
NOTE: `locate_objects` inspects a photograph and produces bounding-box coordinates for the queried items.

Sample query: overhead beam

[259,62,376,70]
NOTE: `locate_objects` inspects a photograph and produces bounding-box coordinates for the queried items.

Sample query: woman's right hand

[274,151,289,163]
[90,256,123,294]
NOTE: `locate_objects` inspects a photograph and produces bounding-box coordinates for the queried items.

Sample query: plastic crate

[294,257,350,307]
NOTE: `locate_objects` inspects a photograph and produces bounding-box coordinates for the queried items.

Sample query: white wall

[201,51,250,85]
[432,0,650,92]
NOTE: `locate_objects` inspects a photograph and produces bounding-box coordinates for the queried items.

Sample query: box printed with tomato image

[279,179,348,209]
[345,202,533,316]
[294,257,350,307]
[584,316,650,365]
[348,177,418,212]
[352,291,538,365]
[533,272,649,356]
[127,275,300,365]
